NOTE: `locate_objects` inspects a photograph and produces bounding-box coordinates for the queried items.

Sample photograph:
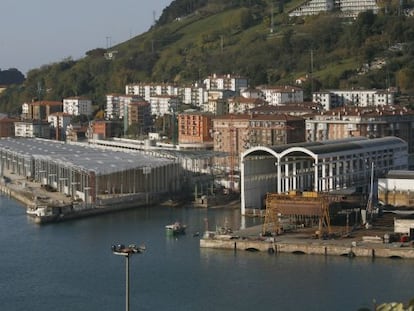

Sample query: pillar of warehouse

[241,156,277,216]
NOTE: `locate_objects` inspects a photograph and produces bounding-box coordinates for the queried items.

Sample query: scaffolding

[263,192,332,236]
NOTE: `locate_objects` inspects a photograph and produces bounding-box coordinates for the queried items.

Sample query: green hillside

[1,0,414,114]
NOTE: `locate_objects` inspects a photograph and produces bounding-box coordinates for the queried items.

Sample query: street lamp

[111,244,146,311]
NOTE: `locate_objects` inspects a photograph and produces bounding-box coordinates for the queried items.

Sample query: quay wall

[0,183,35,208]
[0,179,158,224]
[200,238,414,259]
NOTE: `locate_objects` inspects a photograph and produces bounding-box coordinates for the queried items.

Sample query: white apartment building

[257,85,304,106]
[339,0,380,17]
[106,94,144,120]
[14,121,50,138]
[48,112,73,129]
[21,102,30,119]
[126,83,177,102]
[149,95,180,117]
[126,82,207,107]
[289,0,334,17]
[313,89,395,109]
[106,94,122,120]
[180,84,208,107]
[289,0,379,17]
[203,74,248,92]
[63,97,92,116]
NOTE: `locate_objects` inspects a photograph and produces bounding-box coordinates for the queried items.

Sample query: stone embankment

[0,173,154,224]
[200,225,414,259]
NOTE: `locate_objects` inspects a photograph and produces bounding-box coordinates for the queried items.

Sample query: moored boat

[165,222,186,235]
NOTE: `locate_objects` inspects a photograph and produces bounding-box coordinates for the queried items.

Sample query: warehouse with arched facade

[240,137,408,215]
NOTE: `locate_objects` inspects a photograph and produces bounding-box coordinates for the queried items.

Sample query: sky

[0,0,173,75]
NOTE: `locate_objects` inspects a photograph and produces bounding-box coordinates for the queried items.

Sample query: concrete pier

[200,226,414,259]
[0,172,156,224]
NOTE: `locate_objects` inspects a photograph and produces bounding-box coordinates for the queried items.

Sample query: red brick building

[177,111,214,149]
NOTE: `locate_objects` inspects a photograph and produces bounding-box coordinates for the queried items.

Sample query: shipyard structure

[241,136,408,216]
[0,138,181,218]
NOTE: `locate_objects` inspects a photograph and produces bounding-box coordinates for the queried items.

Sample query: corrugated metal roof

[267,137,367,154]
[386,170,414,179]
[0,138,174,174]
[247,136,406,157]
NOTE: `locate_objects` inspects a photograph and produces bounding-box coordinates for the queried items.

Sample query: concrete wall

[200,238,414,259]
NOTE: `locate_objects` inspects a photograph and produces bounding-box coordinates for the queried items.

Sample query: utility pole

[37,81,43,101]
[310,49,314,95]
[106,36,112,49]
[270,2,274,33]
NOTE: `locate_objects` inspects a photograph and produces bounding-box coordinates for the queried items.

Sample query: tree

[0,68,25,85]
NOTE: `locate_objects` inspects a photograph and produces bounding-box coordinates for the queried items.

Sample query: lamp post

[111,244,146,311]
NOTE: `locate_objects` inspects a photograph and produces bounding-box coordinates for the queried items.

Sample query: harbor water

[0,195,413,311]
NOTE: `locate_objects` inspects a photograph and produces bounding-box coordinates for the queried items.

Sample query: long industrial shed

[0,138,181,205]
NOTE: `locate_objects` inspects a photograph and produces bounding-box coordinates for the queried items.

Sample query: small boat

[165,222,186,235]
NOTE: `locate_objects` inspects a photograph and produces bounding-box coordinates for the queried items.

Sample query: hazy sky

[0,0,173,75]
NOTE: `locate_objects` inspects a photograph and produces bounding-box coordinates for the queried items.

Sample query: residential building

[63,97,93,116]
[179,83,208,107]
[66,124,88,142]
[248,102,322,116]
[126,83,177,102]
[177,111,214,149]
[23,101,63,121]
[124,100,152,136]
[289,0,379,18]
[21,102,30,119]
[0,116,18,137]
[212,114,305,172]
[88,120,122,140]
[48,112,73,140]
[14,120,50,138]
[149,95,180,117]
[240,87,263,99]
[257,85,303,106]
[126,82,207,108]
[212,115,249,177]
[289,0,334,16]
[228,97,265,114]
[106,94,146,120]
[48,112,73,129]
[338,0,380,18]
[105,94,122,120]
[245,114,306,149]
[203,90,235,115]
[305,105,414,166]
[313,89,395,110]
[203,73,248,92]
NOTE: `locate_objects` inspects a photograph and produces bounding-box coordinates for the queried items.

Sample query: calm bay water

[0,195,413,311]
